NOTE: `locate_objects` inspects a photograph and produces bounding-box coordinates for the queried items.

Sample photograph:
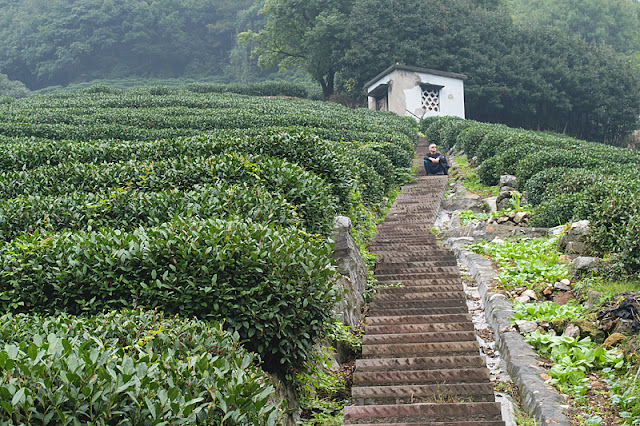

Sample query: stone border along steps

[343,139,505,425]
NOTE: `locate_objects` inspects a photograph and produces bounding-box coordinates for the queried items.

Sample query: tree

[0,0,256,89]
[239,0,351,98]
[509,0,640,54]
[0,73,30,99]
[338,0,640,143]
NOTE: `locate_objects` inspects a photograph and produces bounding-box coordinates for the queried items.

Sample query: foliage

[525,330,624,395]
[509,0,640,54]
[0,0,263,89]
[607,366,640,423]
[0,153,336,236]
[457,210,493,225]
[451,156,499,197]
[0,309,281,424]
[340,0,640,144]
[429,116,640,272]
[470,237,568,289]
[239,0,352,99]
[0,217,339,374]
[0,183,303,243]
[0,73,30,99]
[529,193,581,228]
[513,301,587,322]
[0,86,416,386]
[587,181,640,271]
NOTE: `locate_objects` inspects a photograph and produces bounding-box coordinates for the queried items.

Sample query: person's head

[429,144,437,155]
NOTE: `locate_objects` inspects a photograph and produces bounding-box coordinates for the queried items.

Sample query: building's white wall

[407,71,465,120]
[366,68,465,120]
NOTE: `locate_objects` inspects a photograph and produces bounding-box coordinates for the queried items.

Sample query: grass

[450,155,499,197]
[577,276,640,300]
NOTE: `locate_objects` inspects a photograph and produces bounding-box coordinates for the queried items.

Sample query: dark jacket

[424,152,449,175]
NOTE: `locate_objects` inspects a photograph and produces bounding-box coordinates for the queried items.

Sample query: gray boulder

[570,256,600,277]
[500,174,517,188]
[558,220,591,255]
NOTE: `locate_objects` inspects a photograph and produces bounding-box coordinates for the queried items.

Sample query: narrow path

[343,139,504,425]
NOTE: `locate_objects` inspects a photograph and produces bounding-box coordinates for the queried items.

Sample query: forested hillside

[1,0,639,144]
[0,0,270,89]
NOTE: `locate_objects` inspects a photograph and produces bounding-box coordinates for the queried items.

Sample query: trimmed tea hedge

[0,217,338,373]
[421,116,640,271]
[0,309,280,424]
[0,153,336,236]
[0,183,301,242]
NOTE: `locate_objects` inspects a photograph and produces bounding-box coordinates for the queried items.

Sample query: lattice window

[421,87,440,112]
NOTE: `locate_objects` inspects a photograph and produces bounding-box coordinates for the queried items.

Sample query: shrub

[0,153,336,236]
[440,119,474,150]
[0,183,302,242]
[455,122,501,157]
[474,127,517,163]
[0,309,280,424]
[514,149,599,186]
[587,180,640,263]
[0,217,339,373]
[524,168,576,207]
[529,193,581,227]
[186,81,309,98]
[476,142,542,186]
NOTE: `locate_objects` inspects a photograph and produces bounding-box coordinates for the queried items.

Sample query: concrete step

[362,340,480,358]
[344,402,503,424]
[370,291,466,301]
[354,368,492,387]
[374,273,461,281]
[355,355,486,372]
[375,265,460,274]
[362,322,474,336]
[368,306,470,317]
[363,330,477,345]
[365,313,472,326]
[373,278,462,286]
[350,383,497,404]
[369,299,467,310]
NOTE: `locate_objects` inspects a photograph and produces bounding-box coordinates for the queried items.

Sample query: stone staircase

[343,140,505,425]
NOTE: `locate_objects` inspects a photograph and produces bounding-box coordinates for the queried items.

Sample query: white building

[365,64,467,121]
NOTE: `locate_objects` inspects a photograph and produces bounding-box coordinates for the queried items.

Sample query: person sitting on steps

[424,143,449,175]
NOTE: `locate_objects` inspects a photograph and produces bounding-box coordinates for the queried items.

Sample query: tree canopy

[0,0,638,143]
[337,0,639,143]
[239,0,352,99]
[508,0,640,54]
[0,0,256,89]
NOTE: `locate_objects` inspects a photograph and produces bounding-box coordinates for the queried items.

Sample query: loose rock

[563,323,580,339]
[515,320,538,333]
[554,281,572,291]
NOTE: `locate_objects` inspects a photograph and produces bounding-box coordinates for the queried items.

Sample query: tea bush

[414,114,640,271]
[529,193,581,227]
[476,142,543,186]
[0,217,338,373]
[0,309,280,424]
[0,153,336,236]
[186,80,309,98]
[0,183,302,242]
[474,127,518,163]
[0,86,420,390]
[456,122,506,158]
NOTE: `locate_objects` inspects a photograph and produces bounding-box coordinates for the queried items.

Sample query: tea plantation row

[0,86,418,424]
[422,116,640,271]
